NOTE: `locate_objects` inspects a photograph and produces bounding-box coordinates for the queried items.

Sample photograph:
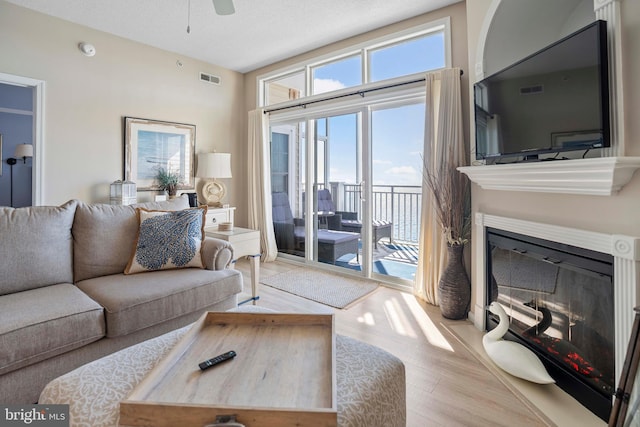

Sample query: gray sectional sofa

[0,196,243,403]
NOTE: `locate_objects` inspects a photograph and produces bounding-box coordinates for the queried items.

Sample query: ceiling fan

[187,0,234,33]
[213,0,235,15]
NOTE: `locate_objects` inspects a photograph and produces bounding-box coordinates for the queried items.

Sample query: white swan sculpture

[483,302,555,384]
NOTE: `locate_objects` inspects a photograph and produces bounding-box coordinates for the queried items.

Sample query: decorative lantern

[110,180,137,205]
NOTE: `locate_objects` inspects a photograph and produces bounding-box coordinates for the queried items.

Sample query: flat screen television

[474,20,610,163]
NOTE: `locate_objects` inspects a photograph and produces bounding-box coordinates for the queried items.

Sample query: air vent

[520,84,543,95]
[200,72,221,85]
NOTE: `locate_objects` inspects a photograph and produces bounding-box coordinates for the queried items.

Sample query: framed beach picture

[124,117,196,191]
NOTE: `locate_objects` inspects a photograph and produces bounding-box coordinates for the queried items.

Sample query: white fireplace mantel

[458,157,640,196]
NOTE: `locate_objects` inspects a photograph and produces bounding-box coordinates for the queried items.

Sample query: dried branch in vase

[422,149,470,246]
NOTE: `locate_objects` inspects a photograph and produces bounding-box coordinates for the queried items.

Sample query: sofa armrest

[201,237,234,270]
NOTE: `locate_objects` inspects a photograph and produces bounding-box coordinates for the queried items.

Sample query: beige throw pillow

[124,206,207,275]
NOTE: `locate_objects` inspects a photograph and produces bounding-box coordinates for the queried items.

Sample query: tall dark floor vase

[438,243,471,320]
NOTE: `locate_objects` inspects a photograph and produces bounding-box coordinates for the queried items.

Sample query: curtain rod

[263,69,463,114]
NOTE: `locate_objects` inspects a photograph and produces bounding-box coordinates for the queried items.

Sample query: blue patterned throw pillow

[124,207,207,274]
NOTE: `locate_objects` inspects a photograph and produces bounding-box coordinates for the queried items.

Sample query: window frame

[264,69,306,106]
[257,17,451,109]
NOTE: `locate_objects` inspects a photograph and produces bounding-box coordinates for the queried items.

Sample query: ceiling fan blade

[213,0,235,15]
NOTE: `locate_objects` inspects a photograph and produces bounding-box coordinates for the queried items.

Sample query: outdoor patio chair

[317,189,393,249]
[271,192,360,264]
[271,192,305,254]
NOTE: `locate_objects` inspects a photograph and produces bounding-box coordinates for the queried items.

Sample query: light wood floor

[234,259,550,427]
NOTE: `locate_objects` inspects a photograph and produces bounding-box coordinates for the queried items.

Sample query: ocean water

[346,186,422,244]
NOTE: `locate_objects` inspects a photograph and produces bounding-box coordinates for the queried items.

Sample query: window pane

[369,32,445,82]
[312,55,362,95]
[316,118,327,138]
[372,104,425,187]
[265,71,305,106]
[372,103,425,245]
[270,122,305,215]
[327,114,357,185]
[270,132,289,193]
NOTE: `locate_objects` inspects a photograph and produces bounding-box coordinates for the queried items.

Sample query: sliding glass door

[270,121,305,260]
[269,100,424,286]
[310,113,364,272]
[370,103,425,283]
[269,111,366,274]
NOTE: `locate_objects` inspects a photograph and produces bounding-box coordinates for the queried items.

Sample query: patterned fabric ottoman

[39,306,406,427]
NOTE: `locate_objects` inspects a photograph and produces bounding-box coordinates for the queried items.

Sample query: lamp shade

[196,153,232,179]
[14,144,33,158]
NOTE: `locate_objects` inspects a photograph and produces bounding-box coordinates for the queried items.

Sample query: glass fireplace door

[486,228,614,420]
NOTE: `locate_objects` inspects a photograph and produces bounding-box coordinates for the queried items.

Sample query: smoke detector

[78,42,96,57]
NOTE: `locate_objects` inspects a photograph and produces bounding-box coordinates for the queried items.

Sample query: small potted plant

[155,167,180,198]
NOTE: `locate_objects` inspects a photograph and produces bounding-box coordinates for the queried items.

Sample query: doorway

[0,73,45,207]
[0,83,33,207]
[269,101,425,287]
[269,112,367,274]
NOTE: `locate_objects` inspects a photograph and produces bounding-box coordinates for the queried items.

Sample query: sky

[318,107,425,187]
[312,32,444,187]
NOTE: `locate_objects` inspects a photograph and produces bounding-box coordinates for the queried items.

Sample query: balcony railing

[331,183,422,244]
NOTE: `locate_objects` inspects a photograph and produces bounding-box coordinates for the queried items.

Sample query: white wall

[0,1,246,217]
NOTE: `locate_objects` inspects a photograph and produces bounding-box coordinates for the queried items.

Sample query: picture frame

[124,117,196,191]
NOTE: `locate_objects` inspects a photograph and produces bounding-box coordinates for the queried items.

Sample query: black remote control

[198,350,236,371]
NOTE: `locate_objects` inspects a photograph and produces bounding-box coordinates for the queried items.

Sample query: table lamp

[196,152,232,207]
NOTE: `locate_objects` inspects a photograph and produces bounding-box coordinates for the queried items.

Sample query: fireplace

[472,213,640,424]
[486,227,614,420]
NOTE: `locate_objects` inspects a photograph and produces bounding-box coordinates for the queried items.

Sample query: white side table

[204,227,260,305]
[204,206,236,229]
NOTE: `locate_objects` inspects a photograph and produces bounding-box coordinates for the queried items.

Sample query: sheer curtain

[414,68,464,304]
[247,109,277,262]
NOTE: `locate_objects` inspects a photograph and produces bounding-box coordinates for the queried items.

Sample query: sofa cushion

[76,268,242,337]
[0,283,105,375]
[125,207,207,274]
[73,197,190,282]
[0,200,77,296]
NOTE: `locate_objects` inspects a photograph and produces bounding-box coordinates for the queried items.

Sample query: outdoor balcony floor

[335,240,419,281]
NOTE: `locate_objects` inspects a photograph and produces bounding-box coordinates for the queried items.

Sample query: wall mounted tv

[474,20,610,163]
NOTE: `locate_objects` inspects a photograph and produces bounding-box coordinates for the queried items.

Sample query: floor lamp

[5,143,33,207]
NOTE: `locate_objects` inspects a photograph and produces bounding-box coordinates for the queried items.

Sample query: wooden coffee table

[120,312,337,427]
[39,307,406,427]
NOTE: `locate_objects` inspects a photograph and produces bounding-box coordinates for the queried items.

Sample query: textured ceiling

[5,0,461,73]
